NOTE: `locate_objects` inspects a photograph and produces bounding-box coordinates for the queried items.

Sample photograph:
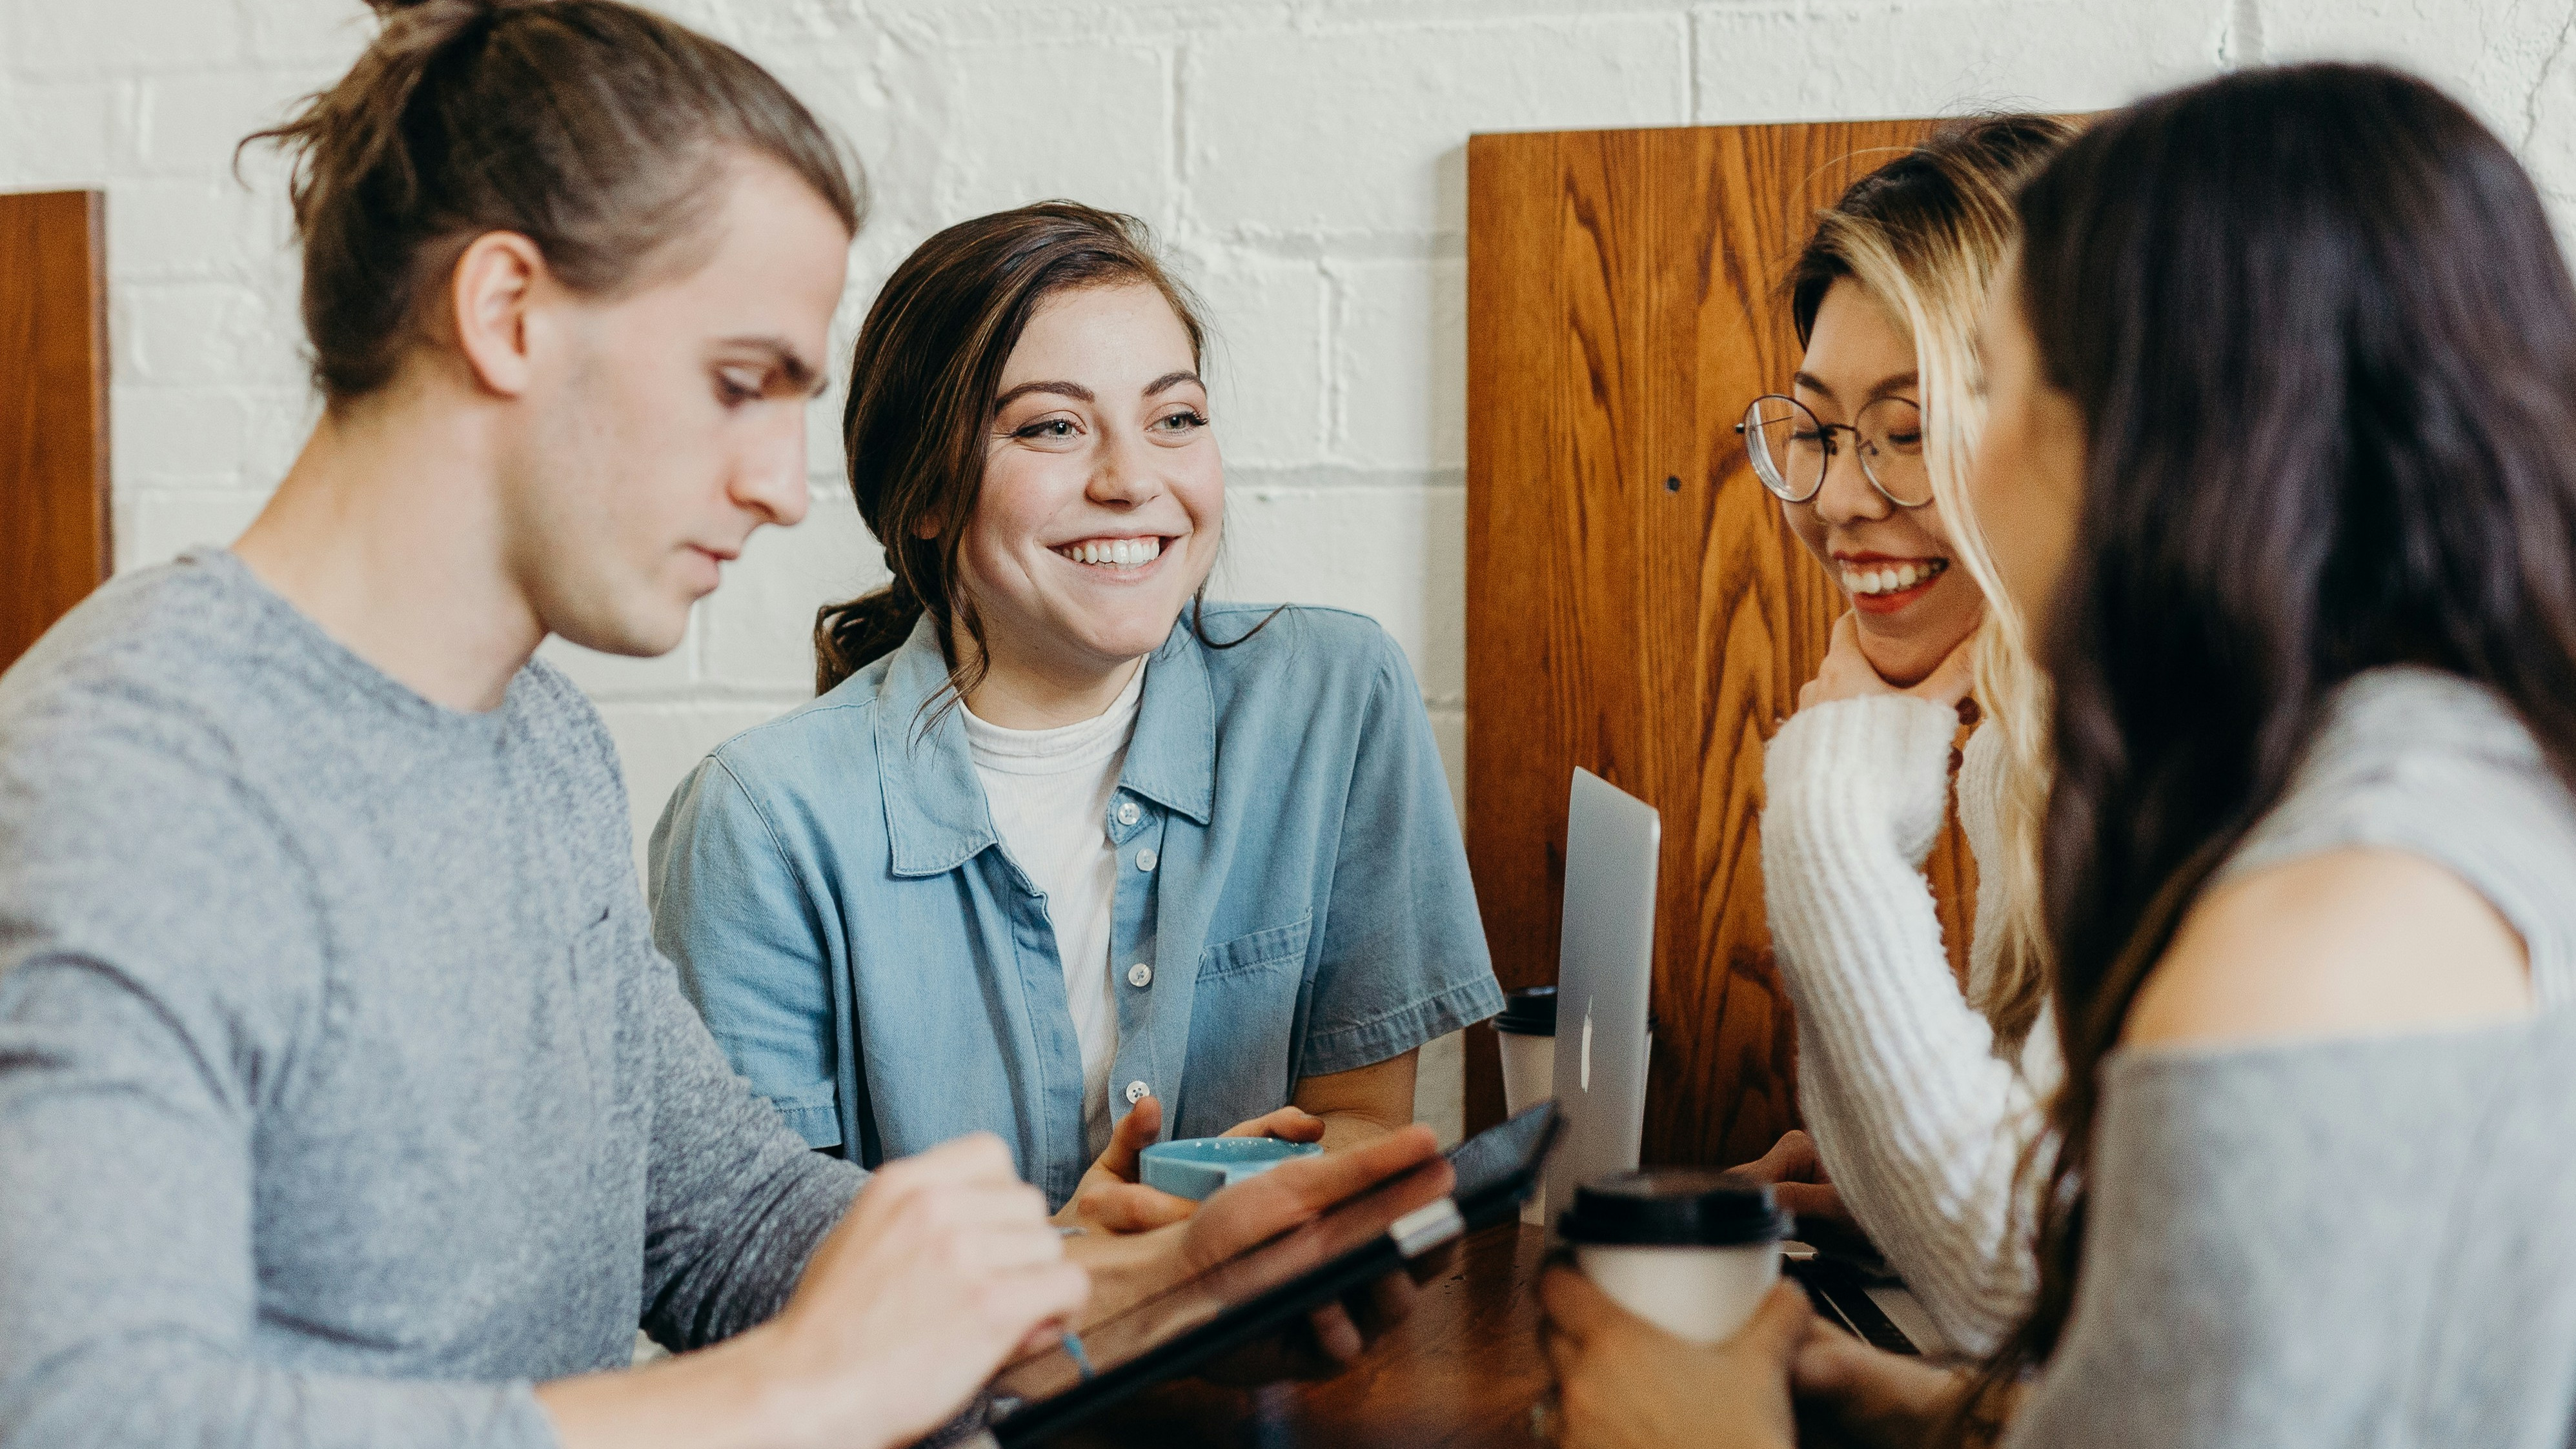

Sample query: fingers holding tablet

[770,1134,1091,1446]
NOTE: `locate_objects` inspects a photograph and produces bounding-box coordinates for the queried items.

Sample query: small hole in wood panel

[1663,475,1681,492]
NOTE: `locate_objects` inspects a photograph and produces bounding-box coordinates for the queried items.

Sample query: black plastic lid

[1556,1169,1790,1247]
[1495,986,1557,1035]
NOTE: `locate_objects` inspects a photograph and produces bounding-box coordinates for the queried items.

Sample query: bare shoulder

[2123,847,2532,1049]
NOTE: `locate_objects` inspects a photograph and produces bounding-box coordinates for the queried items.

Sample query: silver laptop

[1540,767,1661,1228]
[1532,771,1954,1357]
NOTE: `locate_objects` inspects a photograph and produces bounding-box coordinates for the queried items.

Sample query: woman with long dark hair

[1541,61,2576,1449]
[650,203,1501,1231]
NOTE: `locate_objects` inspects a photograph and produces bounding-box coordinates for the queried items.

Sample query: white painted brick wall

[1184,15,1690,239]
[9,0,2574,1145]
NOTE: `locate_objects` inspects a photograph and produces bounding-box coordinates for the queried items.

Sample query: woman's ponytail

[813,574,924,696]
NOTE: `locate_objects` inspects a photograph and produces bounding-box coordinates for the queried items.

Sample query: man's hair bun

[243,0,860,403]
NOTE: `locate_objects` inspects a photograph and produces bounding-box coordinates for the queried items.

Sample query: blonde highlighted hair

[1787,116,2074,1051]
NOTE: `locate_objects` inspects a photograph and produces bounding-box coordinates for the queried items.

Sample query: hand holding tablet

[756,1135,1090,1449]
[1166,1124,1452,1382]
[989,1104,1559,1444]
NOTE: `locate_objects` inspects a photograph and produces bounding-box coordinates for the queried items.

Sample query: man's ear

[449,231,549,400]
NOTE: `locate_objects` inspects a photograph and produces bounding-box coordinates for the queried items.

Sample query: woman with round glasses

[1724,114,2074,1358]
[1545,63,2576,1449]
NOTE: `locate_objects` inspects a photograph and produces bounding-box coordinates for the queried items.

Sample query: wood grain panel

[1462,130,1565,1135]
[1,190,110,673]
[1465,120,1978,1167]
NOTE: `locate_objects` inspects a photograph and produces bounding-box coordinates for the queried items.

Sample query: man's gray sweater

[0,549,865,1447]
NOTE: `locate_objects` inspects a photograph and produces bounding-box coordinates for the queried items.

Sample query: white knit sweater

[1761,696,2057,1356]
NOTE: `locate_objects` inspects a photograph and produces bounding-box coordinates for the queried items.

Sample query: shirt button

[1117,801,1141,826]
[1127,962,1153,988]
[1135,847,1158,872]
[1124,1080,1150,1105]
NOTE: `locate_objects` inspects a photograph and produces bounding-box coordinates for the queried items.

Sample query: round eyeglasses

[1734,393,1932,509]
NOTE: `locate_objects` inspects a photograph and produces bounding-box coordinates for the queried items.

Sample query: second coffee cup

[1557,1168,1790,1344]
[1496,985,1558,1117]
[1494,987,1557,1224]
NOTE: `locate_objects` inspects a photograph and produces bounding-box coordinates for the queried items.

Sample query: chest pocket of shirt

[1197,915,1311,980]
[1186,915,1313,1117]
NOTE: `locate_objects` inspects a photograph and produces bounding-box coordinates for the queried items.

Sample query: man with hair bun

[0,4,1440,1447]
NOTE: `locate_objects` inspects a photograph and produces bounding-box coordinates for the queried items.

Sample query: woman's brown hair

[244,0,860,405]
[813,201,1215,701]
[1953,63,2576,1441]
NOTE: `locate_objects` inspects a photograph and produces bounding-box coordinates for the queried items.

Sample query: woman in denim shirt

[649,203,1503,1230]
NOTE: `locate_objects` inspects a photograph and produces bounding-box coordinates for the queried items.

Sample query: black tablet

[981,1101,1561,1446]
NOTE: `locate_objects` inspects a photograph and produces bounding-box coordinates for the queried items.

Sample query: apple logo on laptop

[1580,998,1594,1093]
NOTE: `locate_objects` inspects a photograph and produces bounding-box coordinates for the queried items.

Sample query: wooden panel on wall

[1,189,111,674]
[1464,121,1978,1168]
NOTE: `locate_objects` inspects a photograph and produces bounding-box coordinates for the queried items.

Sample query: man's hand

[1539,1268,1808,1449]
[1055,1097,1328,1235]
[758,1135,1087,1448]
[537,1134,1083,1449]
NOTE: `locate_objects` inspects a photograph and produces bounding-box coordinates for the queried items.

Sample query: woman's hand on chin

[1053,1099,1329,1235]
[1799,613,1978,718]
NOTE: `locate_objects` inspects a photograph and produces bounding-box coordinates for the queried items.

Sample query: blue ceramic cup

[1139,1136,1324,1201]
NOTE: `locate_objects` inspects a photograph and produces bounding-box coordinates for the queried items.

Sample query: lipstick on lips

[1835,551,1949,614]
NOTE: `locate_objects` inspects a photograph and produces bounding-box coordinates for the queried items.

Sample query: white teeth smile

[1055,536,1164,569]
[1840,558,1947,596]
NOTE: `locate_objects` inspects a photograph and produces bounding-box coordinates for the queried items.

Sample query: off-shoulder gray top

[2006,667,2576,1448]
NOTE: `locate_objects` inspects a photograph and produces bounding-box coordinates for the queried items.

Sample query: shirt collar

[873,616,995,877]
[873,613,1217,878]
[1121,616,1216,826]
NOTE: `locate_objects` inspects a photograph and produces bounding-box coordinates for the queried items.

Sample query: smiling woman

[647,202,1504,1231]
[945,281,1228,724]
[1765,283,1978,679]
[1735,116,2078,1358]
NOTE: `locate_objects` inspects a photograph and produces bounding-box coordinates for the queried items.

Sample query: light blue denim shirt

[648,604,1501,1208]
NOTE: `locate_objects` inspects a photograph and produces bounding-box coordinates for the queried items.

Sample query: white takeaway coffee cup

[1557,1169,1790,1344]
[1494,987,1557,1224]
[1495,986,1557,1119]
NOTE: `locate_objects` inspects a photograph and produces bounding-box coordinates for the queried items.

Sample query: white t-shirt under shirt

[960,662,1147,1160]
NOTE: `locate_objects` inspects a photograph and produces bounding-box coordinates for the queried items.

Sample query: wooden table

[1050,1221,1551,1448]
